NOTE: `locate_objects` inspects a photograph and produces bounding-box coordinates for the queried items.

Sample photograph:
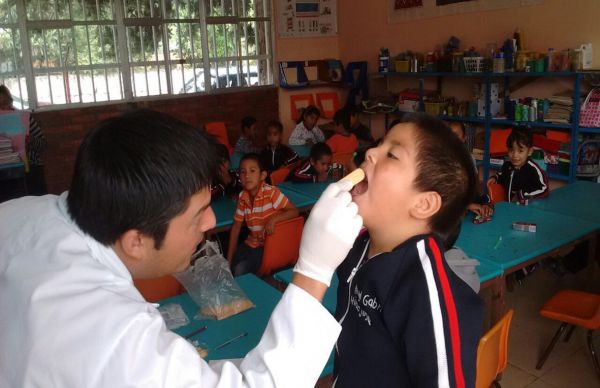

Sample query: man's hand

[293,180,362,286]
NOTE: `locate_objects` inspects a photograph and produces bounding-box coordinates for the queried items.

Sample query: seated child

[326,109,359,155]
[211,143,242,200]
[259,120,300,171]
[286,142,332,183]
[334,113,483,388]
[288,105,325,145]
[227,153,298,275]
[490,127,549,203]
[448,121,493,219]
[234,116,261,154]
[347,104,374,144]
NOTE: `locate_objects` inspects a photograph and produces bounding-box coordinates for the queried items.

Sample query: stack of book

[0,136,21,165]
[544,96,573,124]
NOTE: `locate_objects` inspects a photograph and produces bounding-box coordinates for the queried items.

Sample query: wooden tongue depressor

[340,168,365,186]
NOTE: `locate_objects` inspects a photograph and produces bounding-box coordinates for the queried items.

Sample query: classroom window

[0,0,273,109]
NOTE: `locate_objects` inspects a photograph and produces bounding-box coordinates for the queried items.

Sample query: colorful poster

[0,110,30,166]
[277,0,337,37]
[389,0,544,22]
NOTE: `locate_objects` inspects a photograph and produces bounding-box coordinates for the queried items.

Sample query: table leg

[489,276,506,325]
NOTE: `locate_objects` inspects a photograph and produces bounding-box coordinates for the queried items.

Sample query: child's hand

[294,180,363,286]
[265,217,277,235]
[468,203,494,217]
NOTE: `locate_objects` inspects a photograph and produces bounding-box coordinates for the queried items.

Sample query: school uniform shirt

[235,135,261,154]
[288,122,325,145]
[494,159,549,201]
[234,182,290,248]
[0,193,340,388]
[326,133,359,155]
[259,144,299,171]
[211,169,242,199]
[286,159,319,183]
[334,232,483,388]
[350,122,373,143]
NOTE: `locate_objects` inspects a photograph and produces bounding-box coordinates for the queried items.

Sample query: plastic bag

[174,240,254,320]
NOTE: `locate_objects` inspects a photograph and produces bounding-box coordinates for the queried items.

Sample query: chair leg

[587,330,600,378]
[563,324,576,343]
[536,323,568,370]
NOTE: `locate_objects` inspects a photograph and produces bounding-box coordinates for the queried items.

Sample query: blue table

[277,181,330,202]
[457,202,598,272]
[160,273,333,377]
[274,269,338,315]
[289,145,311,158]
[529,181,600,227]
[277,185,317,209]
[211,197,236,232]
[161,274,281,361]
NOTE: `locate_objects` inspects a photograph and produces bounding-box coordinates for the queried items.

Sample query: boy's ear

[527,147,534,157]
[260,170,268,181]
[410,191,442,221]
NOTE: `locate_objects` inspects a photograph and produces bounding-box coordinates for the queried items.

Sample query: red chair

[205,121,233,155]
[270,167,291,185]
[316,92,341,119]
[134,275,183,303]
[257,216,305,277]
[487,179,507,204]
[290,94,315,122]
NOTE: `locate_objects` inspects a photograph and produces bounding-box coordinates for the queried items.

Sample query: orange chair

[316,92,341,119]
[290,94,315,122]
[476,309,514,388]
[205,121,234,155]
[134,276,183,303]
[489,128,511,156]
[257,216,305,277]
[536,290,600,377]
[270,167,291,185]
[487,179,507,204]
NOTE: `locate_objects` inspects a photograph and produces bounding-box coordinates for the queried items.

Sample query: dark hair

[443,222,462,250]
[67,109,218,248]
[297,105,320,124]
[399,113,477,235]
[240,152,266,172]
[0,85,13,103]
[309,142,332,161]
[333,109,351,130]
[449,121,466,138]
[215,143,230,163]
[266,120,284,133]
[506,127,533,148]
[346,104,360,116]
[241,116,257,130]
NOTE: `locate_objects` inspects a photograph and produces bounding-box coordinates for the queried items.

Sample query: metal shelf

[579,126,600,134]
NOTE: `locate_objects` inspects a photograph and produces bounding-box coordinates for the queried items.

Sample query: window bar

[96,0,111,101]
[197,0,211,93]
[110,23,124,99]
[84,26,97,101]
[55,28,68,102]
[224,24,230,86]
[53,0,59,20]
[176,16,186,91]
[211,25,219,87]
[126,28,137,96]
[245,22,250,86]
[140,26,150,96]
[41,29,54,105]
[188,0,199,94]
[68,1,83,103]
[16,0,38,108]
[148,0,161,94]
[10,28,25,104]
[159,0,172,95]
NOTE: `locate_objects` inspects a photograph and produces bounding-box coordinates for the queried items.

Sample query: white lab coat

[0,193,340,387]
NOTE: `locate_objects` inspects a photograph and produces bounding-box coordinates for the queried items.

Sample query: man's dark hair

[241,116,257,131]
[333,109,351,131]
[309,142,332,161]
[506,126,533,148]
[266,120,284,133]
[240,152,267,172]
[400,113,477,235]
[67,109,218,249]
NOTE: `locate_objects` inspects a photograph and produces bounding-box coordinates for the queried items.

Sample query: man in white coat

[0,110,362,387]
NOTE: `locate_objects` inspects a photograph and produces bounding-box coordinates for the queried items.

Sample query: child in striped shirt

[226,153,298,275]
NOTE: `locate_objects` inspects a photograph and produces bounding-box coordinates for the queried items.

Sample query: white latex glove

[294,180,363,286]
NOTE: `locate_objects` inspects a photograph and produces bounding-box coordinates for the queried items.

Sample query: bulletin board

[388,0,544,22]
[277,0,337,38]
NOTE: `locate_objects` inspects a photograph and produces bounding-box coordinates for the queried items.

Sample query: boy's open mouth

[351,176,368,196]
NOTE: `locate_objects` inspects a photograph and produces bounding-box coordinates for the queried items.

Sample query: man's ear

[114,229,148,262]
[410,191,442,220]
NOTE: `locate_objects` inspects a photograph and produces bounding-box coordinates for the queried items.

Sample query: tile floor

[497,265,599,388]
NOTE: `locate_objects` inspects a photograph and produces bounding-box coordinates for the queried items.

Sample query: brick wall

[33,87,278,194]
